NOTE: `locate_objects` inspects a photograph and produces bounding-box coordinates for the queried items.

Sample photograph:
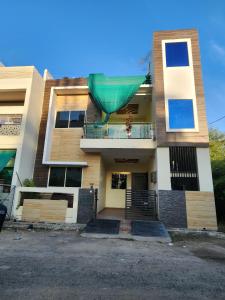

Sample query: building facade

[10,29,217,229]
[0,66,45,215]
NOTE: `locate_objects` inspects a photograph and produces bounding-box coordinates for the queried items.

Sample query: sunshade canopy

[88,74,145,123]
[0,150,16,173]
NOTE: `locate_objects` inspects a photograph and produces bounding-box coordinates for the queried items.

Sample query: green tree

[209,128,225,221]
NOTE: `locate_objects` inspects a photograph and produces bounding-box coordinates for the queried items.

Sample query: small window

[55,111,85,128]
[55,111,69,128]
[168,99,195,130]
[165,42,189,67]
[49,167,82,187]
[170,146,199,191]
[65,167,82,187]
[70,111,85,128]
[48,167,65,186]
[111,173,127,189]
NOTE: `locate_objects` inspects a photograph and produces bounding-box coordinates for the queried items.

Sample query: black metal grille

[125,189,157,220]
[169,146,199,191]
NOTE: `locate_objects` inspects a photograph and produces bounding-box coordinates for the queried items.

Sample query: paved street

[0,230,225,299]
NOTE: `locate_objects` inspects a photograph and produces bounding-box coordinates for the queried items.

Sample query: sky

[1,0,225,131]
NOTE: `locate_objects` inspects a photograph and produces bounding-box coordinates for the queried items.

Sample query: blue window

[165,42,189,67]
[168,99,195,129]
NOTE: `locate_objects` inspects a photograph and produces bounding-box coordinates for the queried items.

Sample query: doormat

[131,220,170,237]
[83,219,120,234]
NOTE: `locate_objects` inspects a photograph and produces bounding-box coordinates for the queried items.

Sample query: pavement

[0,229,225,299]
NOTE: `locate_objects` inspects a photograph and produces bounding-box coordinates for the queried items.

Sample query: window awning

[88,74,145,123]
[0,150,16,173]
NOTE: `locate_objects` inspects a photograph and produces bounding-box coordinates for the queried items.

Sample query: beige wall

[109,95,152,123]
[82,154,101,188]
[56,94,88,111]
[104,162,152,209]
[185,191,217,230]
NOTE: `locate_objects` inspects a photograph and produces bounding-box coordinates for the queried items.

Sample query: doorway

[132,173,148,190]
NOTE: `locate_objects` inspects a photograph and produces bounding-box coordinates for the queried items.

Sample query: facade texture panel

[158,190,187,228]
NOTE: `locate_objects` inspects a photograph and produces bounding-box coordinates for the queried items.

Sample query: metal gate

[125,189,157,220]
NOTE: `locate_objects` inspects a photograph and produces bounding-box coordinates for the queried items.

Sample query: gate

[125,189,157,220]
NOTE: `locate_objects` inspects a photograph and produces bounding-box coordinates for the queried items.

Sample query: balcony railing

[83,122,154,139]
[0,114,22,136]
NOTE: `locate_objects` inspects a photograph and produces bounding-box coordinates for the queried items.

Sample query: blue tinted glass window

[165,42,189,67]
[168,100,195,129]
[55,111,69,128]
[70,111,85,128]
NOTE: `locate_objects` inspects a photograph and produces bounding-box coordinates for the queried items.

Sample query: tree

[209,128,225,221]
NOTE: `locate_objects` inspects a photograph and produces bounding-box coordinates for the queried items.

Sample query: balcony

[83,122,154,139]
[80,122,156,152]
[0,114,22,136]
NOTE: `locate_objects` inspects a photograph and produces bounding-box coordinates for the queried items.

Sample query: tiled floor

[98,208,125,220]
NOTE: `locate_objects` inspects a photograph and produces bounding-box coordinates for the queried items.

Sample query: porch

[97,148,158,222]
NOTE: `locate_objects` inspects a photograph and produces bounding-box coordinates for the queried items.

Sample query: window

[169,146,199,191]
[168,99,195,130]
[55,111,69,128]
[165,42,189,67]
[55,111,85,128]
[48,167,65,187]
[65,168,82,187]
[111,173,127,189]
[48,167,82,187]
[69,111,85,128]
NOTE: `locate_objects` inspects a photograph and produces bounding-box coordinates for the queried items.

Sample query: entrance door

[125,173,157,220]
[132,173,148,190]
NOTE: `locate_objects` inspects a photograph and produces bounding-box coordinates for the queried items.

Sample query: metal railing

[83,122,154,139]
[125,189,157,220]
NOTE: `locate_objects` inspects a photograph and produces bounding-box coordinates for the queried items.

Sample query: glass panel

[65,168,82,187]
[111,173,127,189]
[69,111,85,128]
[49,167,65,187]
[166,42,189,67]
[0,114,22,125]
[55,111,69,128]
[85,123,153,139]
[168,99,195,129]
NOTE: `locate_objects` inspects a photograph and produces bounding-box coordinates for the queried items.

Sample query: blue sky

[1,0,225,131]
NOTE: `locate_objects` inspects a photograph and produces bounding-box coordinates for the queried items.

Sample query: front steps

[81,219,171,242]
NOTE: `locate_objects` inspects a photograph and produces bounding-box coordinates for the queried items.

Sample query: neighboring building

[0,66,45,214]
[12,29,217,230]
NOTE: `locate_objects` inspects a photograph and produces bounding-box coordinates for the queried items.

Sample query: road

[0,230,225,299]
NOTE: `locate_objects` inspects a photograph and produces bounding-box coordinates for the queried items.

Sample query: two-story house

[0,65,46,215]
[12,29,217,230]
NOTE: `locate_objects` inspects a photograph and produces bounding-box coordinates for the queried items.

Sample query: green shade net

[0,150,16,173]
[88,74,145,123]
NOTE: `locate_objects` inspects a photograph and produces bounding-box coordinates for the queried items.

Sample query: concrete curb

[80,232,172,243]
[169,228,225,239]
[3,221,85,232]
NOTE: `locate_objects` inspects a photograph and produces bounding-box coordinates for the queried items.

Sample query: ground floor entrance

[97,149,157,222]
